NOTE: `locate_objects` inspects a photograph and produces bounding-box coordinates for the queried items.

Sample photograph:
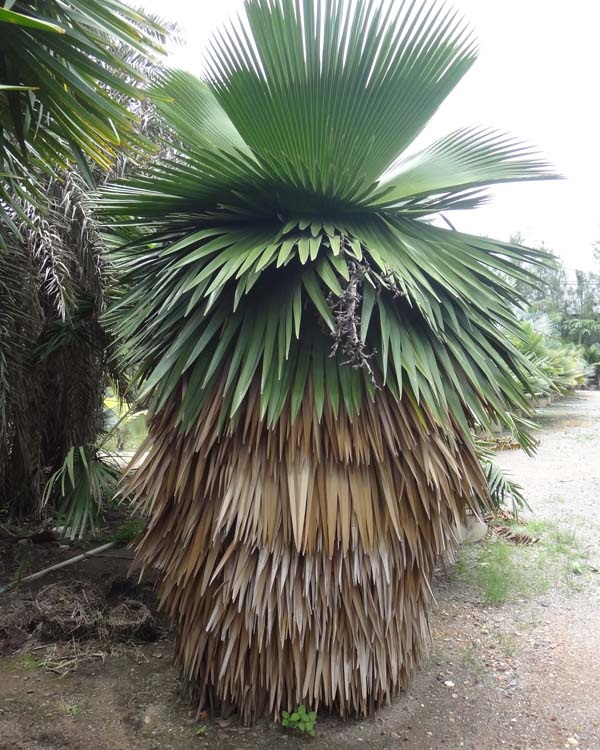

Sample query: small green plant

[43,446,120,539]
[112,518,145,546]
[14,543,33,579]
[195,725,208,736]
[63,703,80,716]
[281,705,317,736]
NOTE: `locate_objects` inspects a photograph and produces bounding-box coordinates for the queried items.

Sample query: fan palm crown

[104,0,556,444]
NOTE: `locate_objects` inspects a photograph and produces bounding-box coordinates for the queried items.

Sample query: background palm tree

[102,0,557,723]
[0,1,168,518]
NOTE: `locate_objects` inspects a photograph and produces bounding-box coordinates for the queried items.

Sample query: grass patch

[112,518,145,545]
[527,520,577,552]
[19,654,43,670]
[460,642,486,681]
[455,539,537,605]
[496,631,519,657]
[453,518,590,606]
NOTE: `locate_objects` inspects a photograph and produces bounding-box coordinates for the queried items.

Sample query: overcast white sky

[140,0,600,271]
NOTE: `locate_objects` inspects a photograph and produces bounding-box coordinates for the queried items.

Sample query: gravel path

[496,390,600,569]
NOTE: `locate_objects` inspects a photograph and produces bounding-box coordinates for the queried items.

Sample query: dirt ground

[1,391,599,750]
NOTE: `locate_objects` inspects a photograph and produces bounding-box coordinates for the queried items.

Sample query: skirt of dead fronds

[130,378,487,724]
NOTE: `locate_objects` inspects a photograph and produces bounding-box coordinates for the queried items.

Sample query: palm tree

[0,1,168,517]
[102,0,557,723]
[1,171,112,516]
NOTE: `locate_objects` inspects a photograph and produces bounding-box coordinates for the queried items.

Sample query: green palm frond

[372,127,554,212]
[475,441,528,515]
[0,0,166,235]
[205,0,479,202]
[43,445,120,539]
[481,458,528,515]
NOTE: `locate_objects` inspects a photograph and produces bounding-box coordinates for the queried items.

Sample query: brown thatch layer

[130,378,486,724]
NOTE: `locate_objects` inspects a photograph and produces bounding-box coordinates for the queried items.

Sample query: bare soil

[1,391,599,750]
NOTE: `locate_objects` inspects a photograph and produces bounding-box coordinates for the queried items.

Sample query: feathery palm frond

[102,0,558,722]
[482,459,528,515]
[0,172,110,515]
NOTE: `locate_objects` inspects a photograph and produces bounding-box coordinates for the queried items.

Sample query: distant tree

[560,317,600,347]
[564,269,600,318]
[508,233,567,315]
[508,234,600,321]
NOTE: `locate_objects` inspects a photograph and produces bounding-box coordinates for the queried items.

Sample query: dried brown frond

[106,600,154,640]
[0,581,157,660]
[21,638,151,678]
[491,527,540,545]
[483,511,540,545]
[492,435,527,452]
